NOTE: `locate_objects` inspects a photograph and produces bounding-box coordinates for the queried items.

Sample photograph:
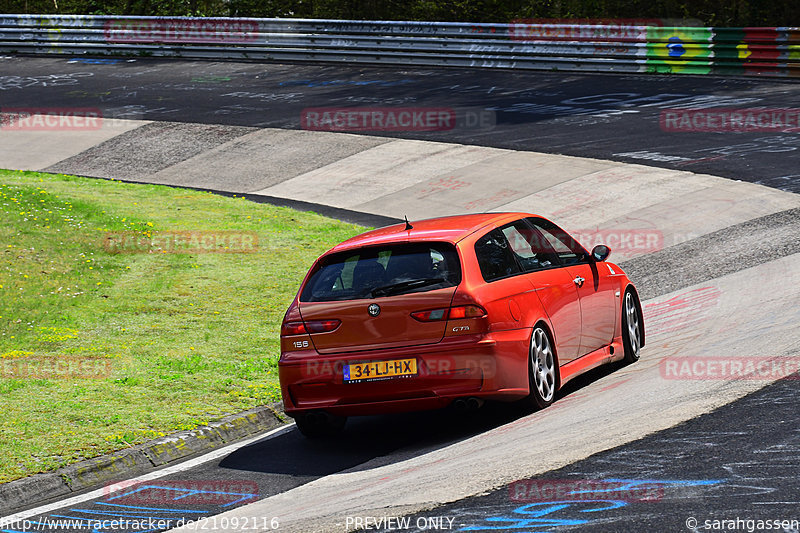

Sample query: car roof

[329,212,537,253]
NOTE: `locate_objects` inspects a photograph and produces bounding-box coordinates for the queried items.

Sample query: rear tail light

[447,305,486,319]
[281,319,341,336]
[282,322,307,336]
[306,319,341,333]
[411,305,486,322]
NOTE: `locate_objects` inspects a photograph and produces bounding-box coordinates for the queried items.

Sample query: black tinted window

[526,217,588,266]
[300,242,461,302]
[475,229,521,282]
[500,221,560,272]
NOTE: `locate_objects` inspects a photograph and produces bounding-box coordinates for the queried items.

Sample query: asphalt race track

[1,56,800,192]
[1,55,799,533]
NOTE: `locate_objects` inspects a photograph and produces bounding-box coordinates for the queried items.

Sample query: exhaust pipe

[453,398,469,411]
[467,397,485,410]
[453,397,484,412]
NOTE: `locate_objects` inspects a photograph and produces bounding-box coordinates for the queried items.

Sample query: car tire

[622,289,643,364]
[525,325,559,410]
[294,411,347,438]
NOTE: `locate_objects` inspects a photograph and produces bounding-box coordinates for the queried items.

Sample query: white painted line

[0,423,294,527]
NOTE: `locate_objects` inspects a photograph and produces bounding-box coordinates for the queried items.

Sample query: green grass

[0,169,365,483]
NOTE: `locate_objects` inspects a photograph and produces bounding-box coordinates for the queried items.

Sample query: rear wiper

[371,277,445,298]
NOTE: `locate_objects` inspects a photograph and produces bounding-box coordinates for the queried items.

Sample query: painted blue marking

[567,478,722,496]
[514,500,628,516]
[461,501,625,531]
[667,37,686,58]
[461,479,725,531]
[106,484,257,507]
[95,502,206,513]
[67,58,123,64]
[602,478,722,486]
[169,489,255,504]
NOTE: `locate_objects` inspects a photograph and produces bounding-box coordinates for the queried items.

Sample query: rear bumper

[279,329,532,417]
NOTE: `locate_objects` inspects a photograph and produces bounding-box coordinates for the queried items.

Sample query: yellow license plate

[344,358,417,383]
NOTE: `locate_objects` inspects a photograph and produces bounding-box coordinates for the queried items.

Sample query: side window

[475,229,521,282]
[526,217,588,266]
[500,221,560,273]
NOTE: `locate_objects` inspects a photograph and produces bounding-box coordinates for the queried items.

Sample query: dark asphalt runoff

[1,56,799,193]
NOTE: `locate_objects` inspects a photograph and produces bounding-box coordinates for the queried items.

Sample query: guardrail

[0,15,798,77]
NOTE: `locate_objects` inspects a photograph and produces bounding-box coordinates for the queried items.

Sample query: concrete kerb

[0,403,287,516]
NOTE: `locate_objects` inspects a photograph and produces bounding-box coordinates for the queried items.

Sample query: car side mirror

[591,244,611,262]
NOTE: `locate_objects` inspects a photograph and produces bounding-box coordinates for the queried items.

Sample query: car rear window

[300,242,462,302]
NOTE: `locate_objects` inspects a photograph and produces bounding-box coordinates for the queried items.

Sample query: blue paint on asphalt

[461,480,723,531]
[105,484,258,506]
[67,58,125,64]
[94,502,206,513]
[568,478,722,495]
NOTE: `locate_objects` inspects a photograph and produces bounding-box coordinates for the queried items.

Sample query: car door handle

[573,276,585,287]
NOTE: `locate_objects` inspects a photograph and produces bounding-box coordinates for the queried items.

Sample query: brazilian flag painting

[646,27,713,74]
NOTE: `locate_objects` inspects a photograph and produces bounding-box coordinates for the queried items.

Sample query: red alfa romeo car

[279,213,644,437]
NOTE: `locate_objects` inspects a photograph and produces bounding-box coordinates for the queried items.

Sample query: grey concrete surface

[149,129,391,193]
[0,116,148,171]
[255,141,509,211]
[620,207,800,300]
[351,149,618,220]
[45,122,254,181]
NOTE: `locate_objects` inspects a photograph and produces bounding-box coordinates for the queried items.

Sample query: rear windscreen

[300,242,462,302]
